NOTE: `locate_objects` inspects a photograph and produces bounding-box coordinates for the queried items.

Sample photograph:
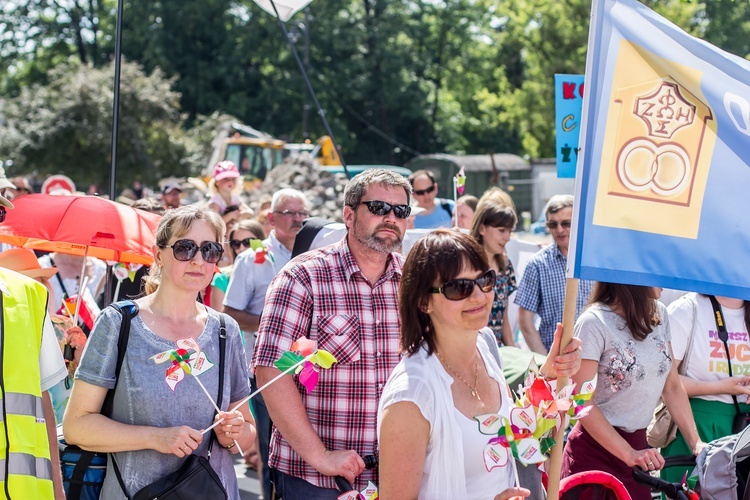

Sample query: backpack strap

[68,300,137,500]
[208,314,227,457]
[107,300,138,499]
[439,199,453,218]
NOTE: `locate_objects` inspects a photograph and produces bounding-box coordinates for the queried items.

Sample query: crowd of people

[1,161,747,500]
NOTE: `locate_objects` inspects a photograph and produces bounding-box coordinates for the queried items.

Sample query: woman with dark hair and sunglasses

[470,190,518,347]
[561,282,705,499]
[378,229,582,500]
[64,206,256,500]
[209,219,266,313]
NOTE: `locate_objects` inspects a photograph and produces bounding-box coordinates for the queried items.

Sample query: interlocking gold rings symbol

[617,139,691,196]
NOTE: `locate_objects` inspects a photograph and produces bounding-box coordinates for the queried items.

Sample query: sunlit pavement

[235,455,263,500]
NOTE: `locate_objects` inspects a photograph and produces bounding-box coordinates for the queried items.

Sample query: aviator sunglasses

[351,200,412,219]
[159,239,224,264]
[545,220,572,230]
[430,269,496,301]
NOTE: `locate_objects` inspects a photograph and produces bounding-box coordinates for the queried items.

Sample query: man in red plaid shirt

[252,168,413,498]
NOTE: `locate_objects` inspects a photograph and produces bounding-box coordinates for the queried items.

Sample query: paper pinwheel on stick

[108,262,143,302]
[475,406,547,471]
[151,338,214,391]
[454,166,466,196]
[274,337,337,393]
[249,239,274,265]
[201,336,338,439]
[153,338,243,454]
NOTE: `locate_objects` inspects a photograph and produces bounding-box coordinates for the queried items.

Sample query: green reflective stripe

[0,453,53,481]
[0,393,44,419]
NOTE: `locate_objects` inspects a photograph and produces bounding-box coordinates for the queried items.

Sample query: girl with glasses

[378,229,581,499]
[64,206,256,500]
[470,189,518,347]
[209,220,265,313]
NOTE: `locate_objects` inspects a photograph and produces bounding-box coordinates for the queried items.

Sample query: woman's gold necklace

[435,351,481,401]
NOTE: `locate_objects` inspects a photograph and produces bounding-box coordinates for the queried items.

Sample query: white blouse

[378,334,515,499]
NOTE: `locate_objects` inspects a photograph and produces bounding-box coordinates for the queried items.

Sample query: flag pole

[266,0,351,180]
[545,277,579,500]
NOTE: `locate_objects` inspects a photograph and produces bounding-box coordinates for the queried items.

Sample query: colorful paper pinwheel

[273,337,337,393]
[475,405,547,470]
[454,166,466,196]
[250,239,274,264]
[336,480,378,500]
[151,338,214,391]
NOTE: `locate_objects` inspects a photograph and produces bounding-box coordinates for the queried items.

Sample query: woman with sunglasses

[378,229,581,500]
[470,189,518,347]
[210,219,266,313]
[561,283,705,499]
[64,206,256,500]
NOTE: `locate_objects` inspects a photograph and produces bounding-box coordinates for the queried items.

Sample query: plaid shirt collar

[338,235,403,284]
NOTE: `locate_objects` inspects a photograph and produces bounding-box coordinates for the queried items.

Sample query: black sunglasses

[546,220,572,230]
[413,184,436,196]
[0,206,5,223]
[430,269,496,301]
[352,200,411,219]
[229,238,253,250]
[159,239,224,264]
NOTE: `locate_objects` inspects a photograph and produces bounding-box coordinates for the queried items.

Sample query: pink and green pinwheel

[273,337,337,393]
[455,167,466,196]
[475,405,547,469]
[151,338,214,391]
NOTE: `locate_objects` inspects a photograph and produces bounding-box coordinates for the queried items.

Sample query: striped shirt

[514,243,593,349]
[252,236,404,491]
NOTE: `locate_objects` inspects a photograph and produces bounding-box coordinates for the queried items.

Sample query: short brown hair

[469,198,517,271]
[400,229,490,355]
[588,282,661,340]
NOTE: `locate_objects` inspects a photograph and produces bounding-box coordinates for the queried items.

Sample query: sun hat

[0,167,15,191]
[213,161,240,181]
[0,249,58,279]
[160,182,183,195]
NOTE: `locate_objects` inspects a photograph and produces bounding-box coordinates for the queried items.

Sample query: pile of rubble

[243,154,349,222]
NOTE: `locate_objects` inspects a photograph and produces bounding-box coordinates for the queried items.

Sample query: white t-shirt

[668,293,748,404]
[378,335,514,499]
[38,254,107,310]
[41,314,68,392]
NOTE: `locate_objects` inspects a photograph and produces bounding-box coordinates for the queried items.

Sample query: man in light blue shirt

[224,188,309,499]
[408,170,454,229]
[514,194,593,354]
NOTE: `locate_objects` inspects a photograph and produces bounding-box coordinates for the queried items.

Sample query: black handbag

[115,315,230,500]
[132,455,227,500]
[709,296,750,435]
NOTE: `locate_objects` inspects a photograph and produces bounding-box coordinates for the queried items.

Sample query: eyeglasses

[430,269,496,301]
[159,239,224,264]
[0,206,5,223]
[545,220,572,230]
[273,210,309,218]
[413,184,436,196]
[351,200,411,219]
[229,238,254,251]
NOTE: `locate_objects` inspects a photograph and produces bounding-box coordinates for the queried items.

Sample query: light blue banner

[554,74,585,178]
[569,0,750,299]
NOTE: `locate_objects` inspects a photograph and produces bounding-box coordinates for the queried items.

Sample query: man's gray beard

[353,229,402,254]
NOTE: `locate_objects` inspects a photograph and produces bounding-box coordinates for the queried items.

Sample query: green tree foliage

[0,61,210,189]
[1,0,749,178]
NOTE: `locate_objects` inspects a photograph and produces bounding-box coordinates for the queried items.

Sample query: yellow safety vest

[0,268,53,499]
